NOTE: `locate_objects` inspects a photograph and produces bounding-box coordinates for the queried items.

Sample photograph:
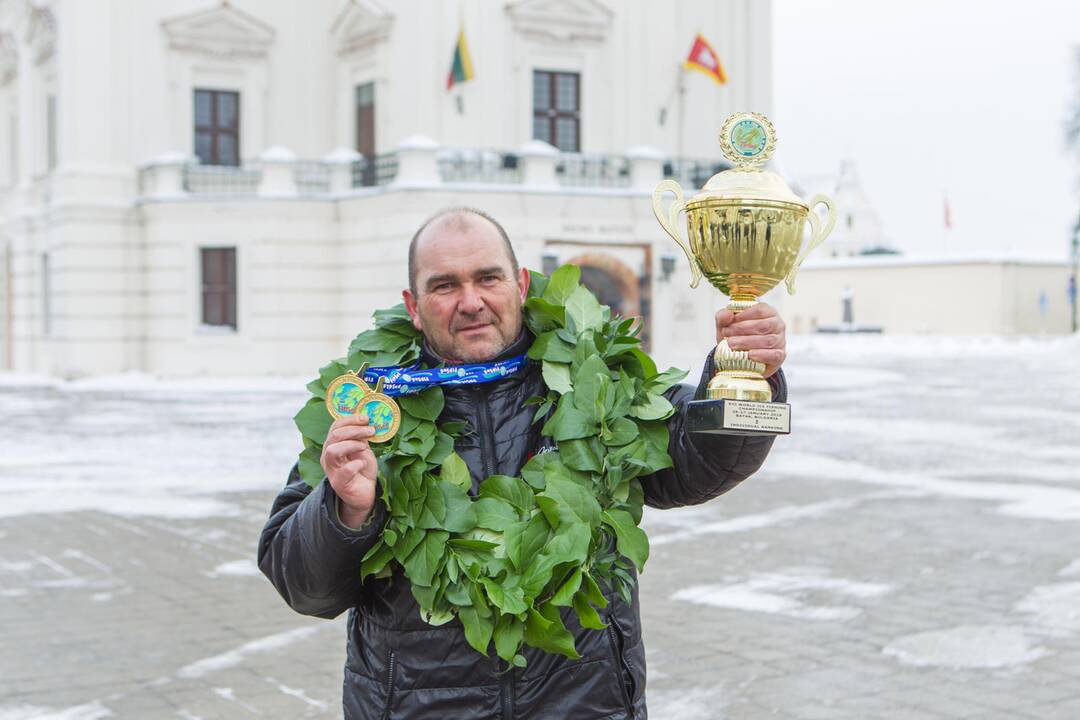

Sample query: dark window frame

[193,89,240,167]
[200,247,237,331]
[532,70,580,152]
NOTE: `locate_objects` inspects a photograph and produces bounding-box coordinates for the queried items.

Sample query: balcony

[136,139,729,200]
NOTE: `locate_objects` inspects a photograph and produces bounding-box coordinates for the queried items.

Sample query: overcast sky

[773,0,1079,260]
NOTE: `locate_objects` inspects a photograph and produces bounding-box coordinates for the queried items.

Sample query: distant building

[0,0,771,377]
[796,160,897,258]
[781,255,1073,335]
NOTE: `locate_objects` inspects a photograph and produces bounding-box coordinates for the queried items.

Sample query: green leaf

[416,484,447,529]
[646,367,689,395]
[318,358,348,386]
[543,264,581,305]
[403,530,449,586]
[564,285,604,332]
[582,572,609,609]
[494,615,525,662]
[602,509,649,572]
[481,578,528,615]
[448,538,498,551]
[459,606,494,656]
[528,332,575,363]
[520,452,559,490]
[629,392,674,421]
[528,269,549,299]
[349,329,410,354]
[440,452,473,492]
[360,542,393,578]
[601,417,637,447]
[558,438,602,473]
[478,475,536,514]
[297,445,324,488]
[429,431,454,465]
[294,398,333,443]
[623,348,657,379]
[550,568,582,607]
[400,387,444,422]
[305,377,326,400]
[472,496,519,531]
[512,654,528,668]
[523,297,566,334]
[541,361,573,395]
[439,481,478,533]
[505,514,550,571]
[541,476,602,529]
[541,393,598,442]
[392,527,426,564]
[524,604,580,660]
[572,591,607,630]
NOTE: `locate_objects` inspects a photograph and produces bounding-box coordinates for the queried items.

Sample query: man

[259,208,787,719]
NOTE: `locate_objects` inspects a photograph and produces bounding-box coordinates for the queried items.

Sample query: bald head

[408,208,519,296]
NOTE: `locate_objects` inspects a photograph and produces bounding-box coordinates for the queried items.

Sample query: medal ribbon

[363,354,529,397]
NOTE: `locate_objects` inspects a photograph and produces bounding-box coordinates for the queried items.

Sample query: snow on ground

[882,625,1048,669]
[672,568,893,621]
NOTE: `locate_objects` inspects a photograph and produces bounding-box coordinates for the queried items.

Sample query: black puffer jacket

[259,332,786,719]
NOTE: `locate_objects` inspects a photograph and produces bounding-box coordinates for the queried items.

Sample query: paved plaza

[1,336,1078,719]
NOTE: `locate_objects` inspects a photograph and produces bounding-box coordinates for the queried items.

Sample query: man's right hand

[320,414,379,529]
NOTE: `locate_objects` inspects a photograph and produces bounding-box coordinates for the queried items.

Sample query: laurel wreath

[293,265,687,666]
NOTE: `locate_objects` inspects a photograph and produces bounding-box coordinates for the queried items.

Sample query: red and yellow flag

[683,34,727,85]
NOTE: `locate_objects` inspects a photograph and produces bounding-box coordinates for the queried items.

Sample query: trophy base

[687,399,791,436]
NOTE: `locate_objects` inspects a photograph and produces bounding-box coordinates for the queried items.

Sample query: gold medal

[325,370,401,443]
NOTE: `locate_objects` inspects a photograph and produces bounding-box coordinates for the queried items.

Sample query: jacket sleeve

[257,462,387,619]
[640,351,787,509]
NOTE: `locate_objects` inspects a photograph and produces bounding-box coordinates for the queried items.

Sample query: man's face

[403,217,530,364]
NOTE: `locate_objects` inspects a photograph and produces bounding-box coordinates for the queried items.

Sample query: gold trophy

[653,112,835,435]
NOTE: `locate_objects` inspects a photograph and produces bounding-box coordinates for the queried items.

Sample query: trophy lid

[688,112,806,208]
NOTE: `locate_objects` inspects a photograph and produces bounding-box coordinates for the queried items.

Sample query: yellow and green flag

[446,27,474,90]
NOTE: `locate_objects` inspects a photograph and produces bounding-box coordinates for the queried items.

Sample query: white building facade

[0,0,773,378]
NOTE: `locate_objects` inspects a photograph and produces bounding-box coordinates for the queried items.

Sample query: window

[533,70,579,152]
[355,82,376,186]
[46,94,56,171]
[194,89,240,166]
[200,248,237,330]
[41,252,51,336]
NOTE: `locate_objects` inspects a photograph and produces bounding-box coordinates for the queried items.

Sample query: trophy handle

[785,193,836,294]
[652,179,702,288]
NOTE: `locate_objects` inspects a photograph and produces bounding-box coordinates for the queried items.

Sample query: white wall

[786,258,1073,336]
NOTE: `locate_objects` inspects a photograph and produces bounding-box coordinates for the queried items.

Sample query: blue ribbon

[363,354,529,397]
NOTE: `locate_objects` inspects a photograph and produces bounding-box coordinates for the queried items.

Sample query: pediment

[330,0,394,56]
[506,0,613,43]
[24,6,55,64]
[0,32,16,85]
[161,2,275,60]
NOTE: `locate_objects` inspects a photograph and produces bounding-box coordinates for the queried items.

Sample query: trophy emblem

[653,112,836,435]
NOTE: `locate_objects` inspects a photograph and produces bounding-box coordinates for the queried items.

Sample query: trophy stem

[726,298,757,313]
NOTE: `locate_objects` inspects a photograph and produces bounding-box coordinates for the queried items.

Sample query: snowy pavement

[1,335,1078,719]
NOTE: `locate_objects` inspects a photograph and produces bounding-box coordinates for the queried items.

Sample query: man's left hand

[715,302,786,378]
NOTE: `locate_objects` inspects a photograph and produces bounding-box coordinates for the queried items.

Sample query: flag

[683,34,727,85]
[944,194,952,230]
[446,27,474,90]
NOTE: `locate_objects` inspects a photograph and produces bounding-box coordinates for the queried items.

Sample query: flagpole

[676,62,686,162]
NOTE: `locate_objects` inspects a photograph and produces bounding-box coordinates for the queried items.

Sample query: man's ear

[517,267,531,302]
[402,289,423,331]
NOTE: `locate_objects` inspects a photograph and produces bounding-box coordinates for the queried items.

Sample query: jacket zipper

[606,624,635,718]
[381,651,397,720]
[476,385,496,478]
[500,661,514,720]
